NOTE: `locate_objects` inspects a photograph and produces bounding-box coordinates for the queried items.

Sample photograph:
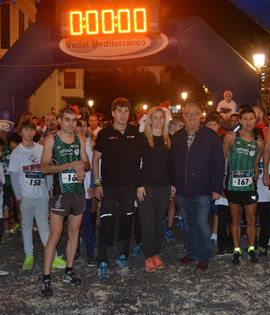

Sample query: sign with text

[59,33,168,60]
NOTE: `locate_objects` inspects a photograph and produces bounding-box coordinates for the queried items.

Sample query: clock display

[61,7,160,37]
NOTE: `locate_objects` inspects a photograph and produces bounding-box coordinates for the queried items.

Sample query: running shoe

[231,251,241,265]
[41,279,53,297]
[145,257,156,272]
[0,270,9,276]
[259,247,267,256]
[165,228,175,242]
[10,224,20,234]
[87,253,96,267]
[52,255,66,269]
[98,262,108,283]
[23,255,34,270]
[131,245,142,257]
[114,255,130,275]
[177,217,185,231]
[248,250,258,263]
[152,255,165,269]
[63,271,81,286]
[225,247,234,255]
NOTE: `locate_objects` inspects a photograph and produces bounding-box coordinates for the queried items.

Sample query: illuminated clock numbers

[86,10,99,34]
[69,8,147,35]
[134,9,147,32]
[102,10,114,34]
[70,11,83,35]
[118,9,130,33]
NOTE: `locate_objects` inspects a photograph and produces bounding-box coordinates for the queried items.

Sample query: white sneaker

[0,270,9,276]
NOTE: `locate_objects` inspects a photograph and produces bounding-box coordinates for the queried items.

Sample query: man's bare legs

[66,214,83,267]
[43,212,64,275]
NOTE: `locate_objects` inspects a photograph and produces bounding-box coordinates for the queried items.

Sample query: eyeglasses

[183,112,200,117]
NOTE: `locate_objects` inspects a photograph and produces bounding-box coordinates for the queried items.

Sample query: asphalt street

[1,223,270,315]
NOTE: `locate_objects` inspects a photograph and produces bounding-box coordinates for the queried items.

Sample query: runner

[9,119,65,271]
[40,107,90,296]
[223,108,264,264]
[92,97,139,283]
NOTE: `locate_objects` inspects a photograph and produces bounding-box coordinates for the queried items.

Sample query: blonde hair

[144,106,171,148]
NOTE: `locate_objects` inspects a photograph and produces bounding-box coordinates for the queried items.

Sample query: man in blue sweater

[172,103,224,270]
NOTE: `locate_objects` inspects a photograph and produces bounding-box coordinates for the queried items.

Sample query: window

[19,10,24,37]
[64,72,76,89]
[1,4,10,49]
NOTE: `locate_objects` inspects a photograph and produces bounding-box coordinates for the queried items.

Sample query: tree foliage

[84,67,165,114]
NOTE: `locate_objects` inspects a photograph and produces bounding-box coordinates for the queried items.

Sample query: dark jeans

[258,202,270,248]
[77,199,95,256]
[177,194,212,263]
[98,185,136,263]
[138,185,170,259]
[217,205,233,249]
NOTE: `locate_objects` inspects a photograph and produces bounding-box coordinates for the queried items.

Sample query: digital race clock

[60,7,160,37]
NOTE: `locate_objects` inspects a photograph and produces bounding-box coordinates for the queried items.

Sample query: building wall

[29,68,84,118]
[0,0,36,58]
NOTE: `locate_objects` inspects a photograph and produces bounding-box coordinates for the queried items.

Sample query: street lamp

[181,92,188,101]
[88,100,94,107]
[253,54,266,105]
[143,104,148,110]
[208,101,213,106]
[88,99,95,115]
[253,54,265,69]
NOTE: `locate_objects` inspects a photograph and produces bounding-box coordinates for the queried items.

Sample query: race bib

[61,170,79,184]
[24,172,45,187]
[232,171,252,187]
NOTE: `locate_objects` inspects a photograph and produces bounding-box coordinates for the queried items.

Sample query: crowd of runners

[0,93,270,298]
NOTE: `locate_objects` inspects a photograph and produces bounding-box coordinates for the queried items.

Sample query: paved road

[1,224,270,315]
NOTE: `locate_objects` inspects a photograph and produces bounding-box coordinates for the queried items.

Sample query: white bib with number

[61,172,79,184]
[24,172,45,188]
[232,177,252,187]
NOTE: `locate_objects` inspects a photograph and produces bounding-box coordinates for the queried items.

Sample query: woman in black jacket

[137,106,175,272]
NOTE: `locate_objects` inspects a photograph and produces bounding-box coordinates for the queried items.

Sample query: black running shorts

[223,189,258,206]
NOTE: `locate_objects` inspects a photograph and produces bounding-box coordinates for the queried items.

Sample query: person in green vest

[40,107,90,296]
[223,108,264,265]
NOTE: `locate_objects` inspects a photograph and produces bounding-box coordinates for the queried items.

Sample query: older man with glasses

[172,103,224,271]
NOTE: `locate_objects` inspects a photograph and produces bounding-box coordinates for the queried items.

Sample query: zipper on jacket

[185,151,190,191]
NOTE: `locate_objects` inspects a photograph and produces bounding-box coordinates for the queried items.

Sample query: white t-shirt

[9,143,49,198]
[257,159,270,202]
[0,163,5,218]
[217,99,236,121]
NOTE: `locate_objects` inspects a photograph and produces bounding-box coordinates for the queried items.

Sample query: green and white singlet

[52,133,83,195]
[224,132,259,191]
